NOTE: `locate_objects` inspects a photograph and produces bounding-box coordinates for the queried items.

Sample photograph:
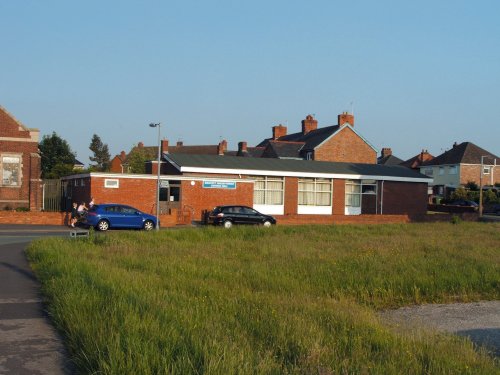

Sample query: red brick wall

[381,181,428,215]
[0,130,42,211]
[284,177,298,215]
[332,179,346,215]
[460,164,500,186]
[314,127,376,164]
[180,179,254,221]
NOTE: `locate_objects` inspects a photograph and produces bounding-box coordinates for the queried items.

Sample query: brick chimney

[138,141,144,148]
[217,139,227,155]
[301,115,318,135]
[237,141,248,156]
[161,139,169,154]
[381,148,392,158]
[176,141,183,147]
[119,151,126,160]
[272,124,287,140]
[338,112,354,127]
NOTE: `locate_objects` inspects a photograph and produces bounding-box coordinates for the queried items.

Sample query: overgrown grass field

[27,222,500,374]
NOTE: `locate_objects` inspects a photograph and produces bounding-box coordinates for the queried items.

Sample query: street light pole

[149,123,161,230]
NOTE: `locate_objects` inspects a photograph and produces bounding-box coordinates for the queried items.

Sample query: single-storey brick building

[63,154,431,225]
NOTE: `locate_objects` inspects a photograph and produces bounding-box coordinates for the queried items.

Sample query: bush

[450,187,467,200]
[464,181,479,191]
[484,189,499,204]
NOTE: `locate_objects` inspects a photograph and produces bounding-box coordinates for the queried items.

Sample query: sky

[2,0,499,165]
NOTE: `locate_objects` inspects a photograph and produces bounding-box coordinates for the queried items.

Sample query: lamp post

[149,122,161,230]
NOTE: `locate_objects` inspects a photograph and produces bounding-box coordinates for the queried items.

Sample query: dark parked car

[485,203,500,215]
[208,205,277,228]
[449,200,479,208]
[83,204,157,231]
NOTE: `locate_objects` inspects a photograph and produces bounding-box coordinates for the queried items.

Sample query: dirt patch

[380,301,500,357]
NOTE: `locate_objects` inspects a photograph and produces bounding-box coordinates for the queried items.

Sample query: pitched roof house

[0,105,42,210]
[255,113,377,164]
[377,148,404,166]
[110,139,229,173]
[399,150,434,170]
[419,142,499,196]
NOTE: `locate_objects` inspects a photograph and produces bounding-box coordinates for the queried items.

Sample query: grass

[27,222,500,374]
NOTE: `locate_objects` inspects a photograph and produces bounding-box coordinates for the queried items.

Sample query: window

[298,178,332,206]
[1,155,21,186]
[449,166,457,175]
[483,166,491,175]
[345,180,361,207]
[104,179,119,188]
[305,151,313,160]
[253,176,284,205]
[424,168,433,176]
[439,167,444,175]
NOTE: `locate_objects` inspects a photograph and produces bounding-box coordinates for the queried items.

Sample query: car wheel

[143,220,155,231]
[97,220,109,231]
[263,220,272,228]
[223,220,233,229]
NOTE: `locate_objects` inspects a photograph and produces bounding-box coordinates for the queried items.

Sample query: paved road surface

[0,225,74,374]
[380,301,500,357]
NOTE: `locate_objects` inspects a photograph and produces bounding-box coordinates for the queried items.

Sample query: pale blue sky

[2,1,499,164]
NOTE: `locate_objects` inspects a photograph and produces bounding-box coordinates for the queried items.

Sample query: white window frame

[0,154,22,187]
[298,178,332,214]
[439,167,444,175]
[253,176,284,215]
[483,166,491,175]
[449,166,457,175]
[104,179,120,188]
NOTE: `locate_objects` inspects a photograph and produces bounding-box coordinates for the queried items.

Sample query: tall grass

[27,222,500,374]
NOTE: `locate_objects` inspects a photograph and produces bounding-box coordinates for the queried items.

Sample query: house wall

[284,177,298,215]
[314,127,376,164]
[460,164,500,186]
[421,165,460,188]
[109,156,123,173]
[0,109,42,211]
[381,181,428,215]
[64,175,158,215]
[180,179,254,221]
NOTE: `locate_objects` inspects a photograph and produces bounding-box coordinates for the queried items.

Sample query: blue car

[83,204,157,231]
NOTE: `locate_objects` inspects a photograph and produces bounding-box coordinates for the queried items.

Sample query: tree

[450,187,467,201]
[127,146,153,174]
[39,132,76,178]
[89,134,111,172]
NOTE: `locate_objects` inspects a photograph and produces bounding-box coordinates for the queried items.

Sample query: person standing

[70,202,78,227]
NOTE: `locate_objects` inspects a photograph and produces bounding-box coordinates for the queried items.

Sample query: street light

[149,122,161,230]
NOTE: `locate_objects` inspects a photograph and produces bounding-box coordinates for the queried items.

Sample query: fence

[42,179,63,212]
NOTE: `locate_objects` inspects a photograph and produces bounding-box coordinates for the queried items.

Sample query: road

[0,225,74,375]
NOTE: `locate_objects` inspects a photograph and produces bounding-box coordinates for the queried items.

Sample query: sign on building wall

[202,180,236,189]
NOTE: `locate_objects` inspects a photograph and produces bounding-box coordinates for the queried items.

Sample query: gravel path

[380,301,500,357]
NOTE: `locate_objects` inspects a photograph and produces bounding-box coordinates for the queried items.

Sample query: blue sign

[203,181,236,189]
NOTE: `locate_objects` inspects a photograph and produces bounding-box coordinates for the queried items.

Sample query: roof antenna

[350,101,354,115]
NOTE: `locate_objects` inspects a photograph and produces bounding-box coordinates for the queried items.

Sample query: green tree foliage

[450,187,467,201]
[484,189,499,204]
[127,146,156,174]
[464,181,479,191]
[89,134,111,172]
[39,132,76,178]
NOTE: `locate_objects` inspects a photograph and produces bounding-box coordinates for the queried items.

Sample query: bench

[69,229,89,238]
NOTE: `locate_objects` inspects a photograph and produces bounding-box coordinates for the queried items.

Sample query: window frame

[1,154,22,187]
[253,176,284,205]
[298,178,332,207]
